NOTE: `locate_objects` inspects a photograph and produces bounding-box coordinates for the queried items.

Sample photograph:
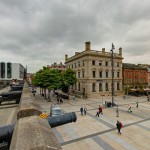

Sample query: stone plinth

[10,116,62,150]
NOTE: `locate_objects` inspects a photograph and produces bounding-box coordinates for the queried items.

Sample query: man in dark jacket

[116,120,122,134]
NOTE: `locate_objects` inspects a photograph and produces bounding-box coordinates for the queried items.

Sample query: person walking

[99,105,103,115]
[84,106,87,115]
[128,105,132,113]
[116,106,119,117]
[80,106,83,115]
[116,120,123,134]
[136,101,138,108]
[105,101,107,108]
[95,109,99,117]
[147,96,149,101]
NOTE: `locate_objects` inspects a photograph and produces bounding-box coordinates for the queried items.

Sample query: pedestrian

[80,106,83,115]
[105,101,107,108]
[116,106,119,117]
[95,110,99,117]
[128,105,132,113]
[99,105,103,115]
[147,96,149,101]
[136,101,138,108]
[84,106,87,115]
[116,120,123,134]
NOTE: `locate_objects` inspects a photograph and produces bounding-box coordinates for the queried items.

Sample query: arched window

[99,83,103,91]
[105,83,109,91]
[117,82,120,90]
[78,83,80,91]
[92,83,96,92]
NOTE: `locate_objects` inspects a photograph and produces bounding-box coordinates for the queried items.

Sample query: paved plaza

[34,92,150,150]
[0,87,150,150]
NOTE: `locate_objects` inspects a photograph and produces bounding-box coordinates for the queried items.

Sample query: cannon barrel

[10,84,23,91]
[47,112,77,128]
[0,91,22,105]
[0,124,14,147]
[0,112,77,149]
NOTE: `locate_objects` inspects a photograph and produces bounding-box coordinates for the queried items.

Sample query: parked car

[50,105,63,117]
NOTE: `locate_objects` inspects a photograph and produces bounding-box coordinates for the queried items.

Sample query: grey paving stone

[64,125,79,139]
[87,112,115,128]
[105,133,137,150]
[52,128,64,143]
[92,136,115,150]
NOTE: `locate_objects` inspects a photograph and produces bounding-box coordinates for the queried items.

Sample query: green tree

[61,69,77,93]
[33,67,62,99]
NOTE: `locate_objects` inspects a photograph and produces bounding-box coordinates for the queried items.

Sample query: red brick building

[123,63,148,94]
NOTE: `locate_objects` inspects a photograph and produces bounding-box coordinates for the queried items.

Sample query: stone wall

[10,82,62,150]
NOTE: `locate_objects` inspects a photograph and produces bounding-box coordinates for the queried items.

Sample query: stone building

[47,62,66,71]
[65,42,123,98]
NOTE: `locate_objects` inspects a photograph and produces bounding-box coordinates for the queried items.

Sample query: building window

[92,60,95,65]
[99,71,102,78]
[72,64,73,68]
[105,61,108,66]
[117,83,120,90]
[75,82,77,90]
[82,70,84,78]
[1,62,5,78]
[117,72,120,78]
[92,83,96,92]
[99,83,103,91]
[106,71,108,78]
[78,72,80,78]
[93,71,96,78]
[78,83,80,91]
[7,62,12,78]
[99,61,102,66]
[105,83,109,91]
[117,62,119,67]
[75,63,76,68]
[78,61,80,67]
[83,60,84,66]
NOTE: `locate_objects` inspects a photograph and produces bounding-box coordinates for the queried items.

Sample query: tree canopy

[32,67,76,93]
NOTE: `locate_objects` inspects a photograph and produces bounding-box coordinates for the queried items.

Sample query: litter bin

[107,102,112,107]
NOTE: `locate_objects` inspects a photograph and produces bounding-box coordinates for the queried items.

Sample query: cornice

[65,50,123,64]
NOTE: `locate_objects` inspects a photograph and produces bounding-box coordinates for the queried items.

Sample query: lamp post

[111,43,115,106]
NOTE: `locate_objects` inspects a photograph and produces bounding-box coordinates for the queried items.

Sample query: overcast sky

[0,0,150,73]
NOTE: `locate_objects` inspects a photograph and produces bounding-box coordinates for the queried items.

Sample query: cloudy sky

[0,0,150,73]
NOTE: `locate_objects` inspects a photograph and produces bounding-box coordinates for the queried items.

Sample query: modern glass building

[0,62,26,82]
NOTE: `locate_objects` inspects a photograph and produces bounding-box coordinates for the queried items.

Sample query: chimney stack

[85,41,91,51]
[119,47,122,56]
[102,48,105,53]
[65,54,68,61]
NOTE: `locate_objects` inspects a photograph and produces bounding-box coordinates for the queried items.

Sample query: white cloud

[0,0,150,73]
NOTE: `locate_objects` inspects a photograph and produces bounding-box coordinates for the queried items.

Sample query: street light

[110,43,115,106]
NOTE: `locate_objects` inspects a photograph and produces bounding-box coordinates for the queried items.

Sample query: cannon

[0,91,22,105]
[0,112,77,149]
[47,112,77,128]
[10,84,23,91]
[0,124,14,149]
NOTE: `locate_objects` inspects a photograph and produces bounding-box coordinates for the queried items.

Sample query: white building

[0,62,26,82]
